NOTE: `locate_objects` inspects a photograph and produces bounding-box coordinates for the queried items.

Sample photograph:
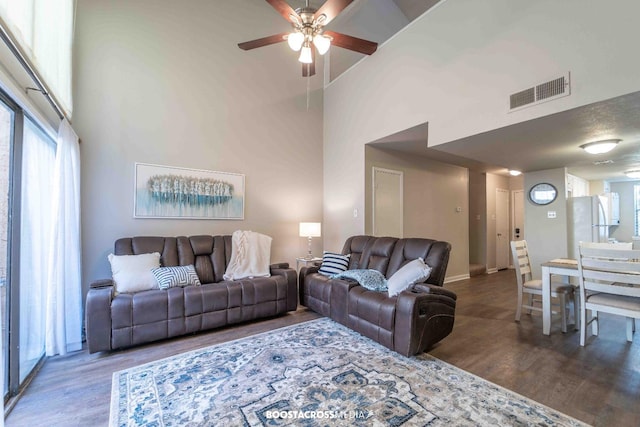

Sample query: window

[635,185,640,236]
[0,88,56,401]
[0,0,74,115]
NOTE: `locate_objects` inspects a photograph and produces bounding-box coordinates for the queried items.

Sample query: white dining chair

[577,242,640,346]
[511,240,578,333]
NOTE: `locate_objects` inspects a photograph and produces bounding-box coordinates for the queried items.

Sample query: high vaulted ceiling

[283,0,640,182]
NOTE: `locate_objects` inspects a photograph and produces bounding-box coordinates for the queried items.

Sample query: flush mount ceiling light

[580,139,621,154]
[509,170,522,176]
[625,170,640,179]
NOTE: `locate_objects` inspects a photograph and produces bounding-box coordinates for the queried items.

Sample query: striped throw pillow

[318,251,350,276]
[151,265,202,290]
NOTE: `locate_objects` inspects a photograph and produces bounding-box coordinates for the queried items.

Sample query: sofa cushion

[318,251,350,276]
[359,237,398,275]
[348,287,396,350]
[152,265,202,290]
[108,252,161,293]
[387,257,432,297]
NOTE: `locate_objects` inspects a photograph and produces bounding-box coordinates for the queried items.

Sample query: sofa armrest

[86,281,114,353]
[270,263,298,310]
[394,284,457,356]
[412,283,457,301]
[90,278,114,289]
[270,262,290,270]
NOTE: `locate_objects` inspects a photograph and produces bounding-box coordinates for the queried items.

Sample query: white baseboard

[486,268,498,274]
[444,273,471,284]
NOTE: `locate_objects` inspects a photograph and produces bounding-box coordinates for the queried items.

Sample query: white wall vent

[509,72,570,111]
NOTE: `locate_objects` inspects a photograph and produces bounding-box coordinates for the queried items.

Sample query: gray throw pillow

[151,265,202,290]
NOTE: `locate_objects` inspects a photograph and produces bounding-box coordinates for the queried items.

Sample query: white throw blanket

[223,230,272,280]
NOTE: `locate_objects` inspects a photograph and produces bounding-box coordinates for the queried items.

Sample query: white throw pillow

[387,257,432,297]
[108,252,161,293]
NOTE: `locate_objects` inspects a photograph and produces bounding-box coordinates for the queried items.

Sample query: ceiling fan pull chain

[306,71,310,111]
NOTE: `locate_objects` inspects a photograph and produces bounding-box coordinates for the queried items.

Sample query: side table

[296,256,322,272]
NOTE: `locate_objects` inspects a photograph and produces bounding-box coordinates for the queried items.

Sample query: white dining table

[540,258,579,335]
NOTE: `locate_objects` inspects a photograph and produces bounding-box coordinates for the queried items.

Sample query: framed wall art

[134,162,245,219]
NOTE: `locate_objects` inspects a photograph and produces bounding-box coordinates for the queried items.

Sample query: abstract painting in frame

[134,163,245,219]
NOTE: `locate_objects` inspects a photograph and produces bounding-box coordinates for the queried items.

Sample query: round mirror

[529,183,557,205]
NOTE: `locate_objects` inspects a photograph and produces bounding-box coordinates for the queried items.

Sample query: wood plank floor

[6,270,640,426]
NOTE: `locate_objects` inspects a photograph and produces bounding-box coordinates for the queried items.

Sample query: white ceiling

[278,1,640,182]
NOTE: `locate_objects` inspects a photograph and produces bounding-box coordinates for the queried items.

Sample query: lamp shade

[298,45,313,63]
[313,34,331,55]
[287,31,304,51]
[299,222,321,237]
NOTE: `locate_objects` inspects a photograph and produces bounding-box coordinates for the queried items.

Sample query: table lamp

[299,222,321,259]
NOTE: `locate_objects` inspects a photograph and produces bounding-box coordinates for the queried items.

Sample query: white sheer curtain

[45,119,81,356]
[20,118,55,379]
[0,0,74,116]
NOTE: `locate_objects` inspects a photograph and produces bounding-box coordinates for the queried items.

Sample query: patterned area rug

[110,318,588,426]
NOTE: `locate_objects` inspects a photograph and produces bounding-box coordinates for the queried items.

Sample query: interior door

[496,188,510,270]
[372,167,403,238]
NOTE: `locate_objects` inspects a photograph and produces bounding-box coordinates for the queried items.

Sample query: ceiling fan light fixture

[313,34,331,55]
[580,139,621,155]
[298,45,313,63]
[625,170,640,179]
[287,31,304,51]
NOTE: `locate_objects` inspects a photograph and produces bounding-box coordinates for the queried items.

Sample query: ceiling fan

[238,0,378,77]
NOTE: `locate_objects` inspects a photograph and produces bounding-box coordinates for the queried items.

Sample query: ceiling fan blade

[238,32,288,50]
[302,49,316,77]
[324,31,378,55]
[315,0,354,25]
[265,0,298,23]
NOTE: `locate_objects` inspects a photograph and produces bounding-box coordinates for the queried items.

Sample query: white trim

[445,273,471,284]
[486,267,499,274]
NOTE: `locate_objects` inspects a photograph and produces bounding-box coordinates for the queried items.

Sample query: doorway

[372,167,403,237]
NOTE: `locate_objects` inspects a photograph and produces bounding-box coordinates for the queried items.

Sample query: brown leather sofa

[299,235,456,356]
[86,235,297,353]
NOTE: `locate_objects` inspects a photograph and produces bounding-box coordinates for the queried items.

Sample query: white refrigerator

[567,195,611,259]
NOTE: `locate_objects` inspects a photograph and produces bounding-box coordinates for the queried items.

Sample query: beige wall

[323,0,640,253]
[364,146,469,280]
[524,168,568,279]
[74,0,324,291]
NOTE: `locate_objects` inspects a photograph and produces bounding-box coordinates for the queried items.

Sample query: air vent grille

[509,72,570,111]
[510,88,535,109]
[536,76,566,101]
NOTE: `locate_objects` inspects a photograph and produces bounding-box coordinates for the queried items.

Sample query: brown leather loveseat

[299,235,456,356]
[86,235,297,353]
